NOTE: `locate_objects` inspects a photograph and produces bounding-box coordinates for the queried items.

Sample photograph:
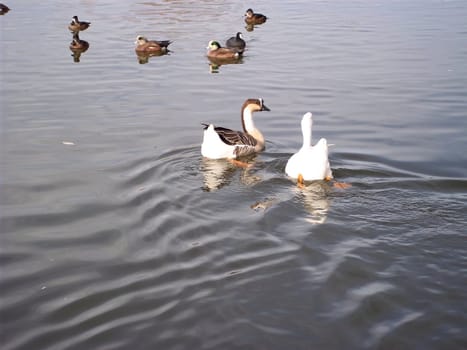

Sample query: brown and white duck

[134,35,172,54]
[68,15,91,32]
[244,8,267,25]
[206,40,242,61]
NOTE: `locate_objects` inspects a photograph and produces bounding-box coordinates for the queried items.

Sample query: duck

[201,98,270,159]
[69,32,89,51]
[206,40,242,60]
[285,112,333,184]
[0,3,10,15]
[225,32,246,53]
[134,35,172,54]
[244,8,267,25]
[68,15,91,32]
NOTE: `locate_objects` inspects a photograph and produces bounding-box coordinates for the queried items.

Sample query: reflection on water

[136,51,170,64]
[2,1,467,349]
[294,182,332,224]
[244,22,267,32]
[207,57,244,73]
[208,63,221,73]
[68,33,89,63]
[208,60,243,73]
[245,24,255,32]
[200,158,237,191]
[70,50,87,63]
[252,179,331,224]
[200,157,261,191]
[201,154,331,224]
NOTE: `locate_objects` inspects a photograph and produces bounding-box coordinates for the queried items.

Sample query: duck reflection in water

[69,32,89,63]
[208,58,243,73]
[136,51,170,64]
[200,157,260,192]
[294,181,331,224]
[251,181,331,224]
[245,24,255,32]
[245,21,267,32]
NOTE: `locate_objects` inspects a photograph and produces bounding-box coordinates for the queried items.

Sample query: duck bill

[261,103,271,111]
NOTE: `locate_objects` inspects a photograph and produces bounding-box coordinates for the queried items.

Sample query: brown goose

[201,98,271,159]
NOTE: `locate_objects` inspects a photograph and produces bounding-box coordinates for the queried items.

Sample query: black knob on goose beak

[258,98,270,111]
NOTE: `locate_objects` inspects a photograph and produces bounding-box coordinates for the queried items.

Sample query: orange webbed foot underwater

[229,159,252,168]
[332,181,352,189]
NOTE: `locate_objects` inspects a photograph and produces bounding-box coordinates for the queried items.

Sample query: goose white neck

[242,105,257,133]
[242,105,264,146]
[301,112,313,148]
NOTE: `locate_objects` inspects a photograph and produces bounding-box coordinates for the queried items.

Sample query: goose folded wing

[214,126,257,146]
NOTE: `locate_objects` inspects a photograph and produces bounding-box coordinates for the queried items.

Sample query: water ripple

[2,1,467,349]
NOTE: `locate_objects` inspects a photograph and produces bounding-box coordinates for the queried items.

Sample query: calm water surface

[1,1,467,349]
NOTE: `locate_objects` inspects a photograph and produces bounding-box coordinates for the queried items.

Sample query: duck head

[207,40,222,51]
[135,35,148,45]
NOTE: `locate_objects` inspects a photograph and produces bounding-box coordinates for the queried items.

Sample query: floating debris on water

[62,141,75,146]
[250,197,278,212]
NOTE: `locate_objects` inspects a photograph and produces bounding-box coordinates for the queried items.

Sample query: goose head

[240,98,270,137]
[241,98,270,149]
[241,98,270,114]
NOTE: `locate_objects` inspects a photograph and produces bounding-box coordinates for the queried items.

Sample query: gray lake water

[1,1,467,349]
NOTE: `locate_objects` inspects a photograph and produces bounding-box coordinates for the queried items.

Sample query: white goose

[201,98,270,159]
[285,112,333,183]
